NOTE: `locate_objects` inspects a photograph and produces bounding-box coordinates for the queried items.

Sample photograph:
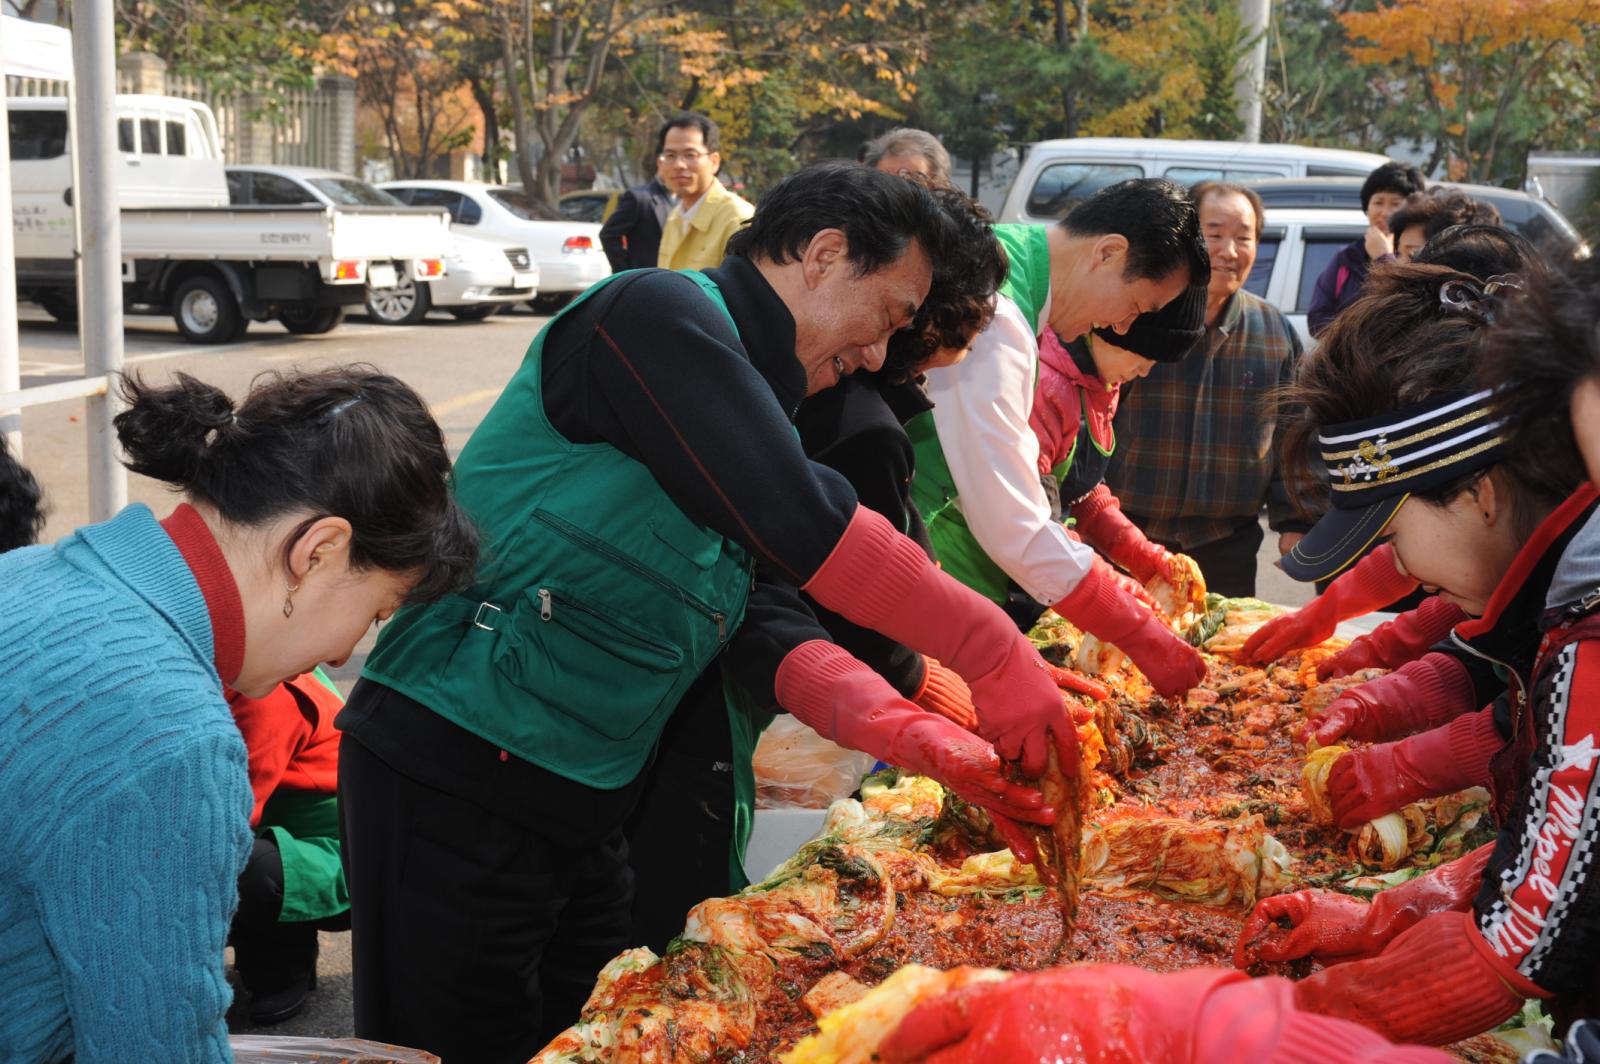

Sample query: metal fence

[6,67,356,173]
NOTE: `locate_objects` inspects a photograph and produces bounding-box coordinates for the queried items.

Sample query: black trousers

[231,836,349,994]
[623,666,738,953]
[339,735,635,1064]
[1131,515,1266,600]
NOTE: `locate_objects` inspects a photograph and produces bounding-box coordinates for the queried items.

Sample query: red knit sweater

[159,504,340,824]
[226,675,342,824]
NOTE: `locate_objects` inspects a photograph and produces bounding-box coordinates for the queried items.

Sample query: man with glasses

[655,112,754,271]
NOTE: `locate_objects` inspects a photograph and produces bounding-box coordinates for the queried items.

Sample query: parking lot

[11,299,1313,1039]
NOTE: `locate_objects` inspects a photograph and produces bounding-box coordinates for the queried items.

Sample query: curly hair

[1477,249,1597,509]
[0,436,45,551]
[879,188,1007,383]
[1387,190,1503,251]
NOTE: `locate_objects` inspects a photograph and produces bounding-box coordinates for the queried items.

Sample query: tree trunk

[467,70,501,182]
[500,27,538,194]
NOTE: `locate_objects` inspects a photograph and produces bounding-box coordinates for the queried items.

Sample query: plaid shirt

[1104,289,1311,551]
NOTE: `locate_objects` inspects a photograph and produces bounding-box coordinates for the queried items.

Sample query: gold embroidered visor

[1282,388,1507,582]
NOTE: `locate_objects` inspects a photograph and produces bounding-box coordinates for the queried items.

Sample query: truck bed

[115,204,451,263]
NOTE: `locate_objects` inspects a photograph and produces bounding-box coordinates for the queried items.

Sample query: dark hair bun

[110,365,477,605]
[113,372,235,488]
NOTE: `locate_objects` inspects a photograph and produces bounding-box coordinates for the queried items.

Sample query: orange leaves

[1337,0,1600,180]
[1342,0,1600,68]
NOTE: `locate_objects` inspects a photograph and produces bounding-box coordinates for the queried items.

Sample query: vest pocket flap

[649,514,723,571]
[492,585,686,742]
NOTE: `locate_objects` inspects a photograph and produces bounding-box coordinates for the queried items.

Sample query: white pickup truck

[9,94,451,342]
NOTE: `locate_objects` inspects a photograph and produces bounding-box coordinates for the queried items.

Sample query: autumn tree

[1260,0,1416,151]
[333,0,481,178]
[659,0,932,194]
[493,0,692,207]
[1341,0,1600,182]
[115,0,342,107]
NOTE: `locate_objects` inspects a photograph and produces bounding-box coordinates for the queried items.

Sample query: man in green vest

[336,162,1078,1064]
[909,178,1211,697]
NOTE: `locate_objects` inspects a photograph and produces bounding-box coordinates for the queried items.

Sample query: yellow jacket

[657,179,755,271]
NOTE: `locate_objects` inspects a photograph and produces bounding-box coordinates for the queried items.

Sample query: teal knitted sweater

[0,504,252,1064]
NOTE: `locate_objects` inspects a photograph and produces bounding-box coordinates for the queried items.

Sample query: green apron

[363,269,753,791]
[262,666,346,923]
[909,224,1054,603]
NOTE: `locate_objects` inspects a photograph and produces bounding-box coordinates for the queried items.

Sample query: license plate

[513,273,537,289]
[367,264,398,289]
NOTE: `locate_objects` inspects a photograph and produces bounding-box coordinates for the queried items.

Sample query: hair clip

[1439,278,1488,320]
[1440,273,1523,325]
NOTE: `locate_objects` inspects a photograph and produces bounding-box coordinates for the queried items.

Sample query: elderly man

[339,163,1075,1064]
[655,112,754,271]
[909,178,1210,697]
[1105,181,1310,598]
[862,127,953,187]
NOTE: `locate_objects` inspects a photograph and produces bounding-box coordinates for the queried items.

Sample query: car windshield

[488,188,561,221]
[309,178,405,207]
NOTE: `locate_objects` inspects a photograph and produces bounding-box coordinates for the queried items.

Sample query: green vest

[261,665,347,923]
[909,224,1053,603]
[363,271,753,789]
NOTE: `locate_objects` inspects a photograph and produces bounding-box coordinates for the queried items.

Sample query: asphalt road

[12,302,1314,1040]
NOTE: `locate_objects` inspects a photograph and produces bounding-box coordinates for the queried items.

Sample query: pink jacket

[1029,328,1119,480]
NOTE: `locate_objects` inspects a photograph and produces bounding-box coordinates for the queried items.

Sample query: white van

[10,94,226,240]
[997,138,1390,223]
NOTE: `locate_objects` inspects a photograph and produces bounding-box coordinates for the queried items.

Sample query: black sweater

[342,259,862,841]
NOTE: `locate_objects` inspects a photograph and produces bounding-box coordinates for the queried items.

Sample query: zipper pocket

[532,509,729,640]
[533,585,683,669]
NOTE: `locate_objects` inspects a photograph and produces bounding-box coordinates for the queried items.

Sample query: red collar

[1455,483,1600,640]
[160,503,246,686]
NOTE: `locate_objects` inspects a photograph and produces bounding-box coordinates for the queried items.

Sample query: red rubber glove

[1327,708,1502,830]
[1100,556,1162,611]
[1294,910,1548,1046]
[1235,844,1493,968]
[879,964,1456,1064]
[804,506,1077,779]
[1240,545,1418,663]
[775,640,1051,861]
[1298,652,1479,747]
[1064,523,1159,610]
[1069,483,1184,587]
[1052,562,1207,697]
[912,657,978,731]
[1318,597,1469,680]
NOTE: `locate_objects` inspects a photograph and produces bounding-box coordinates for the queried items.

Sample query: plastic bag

[753,715,877,809]
[230,1035,440,1063]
